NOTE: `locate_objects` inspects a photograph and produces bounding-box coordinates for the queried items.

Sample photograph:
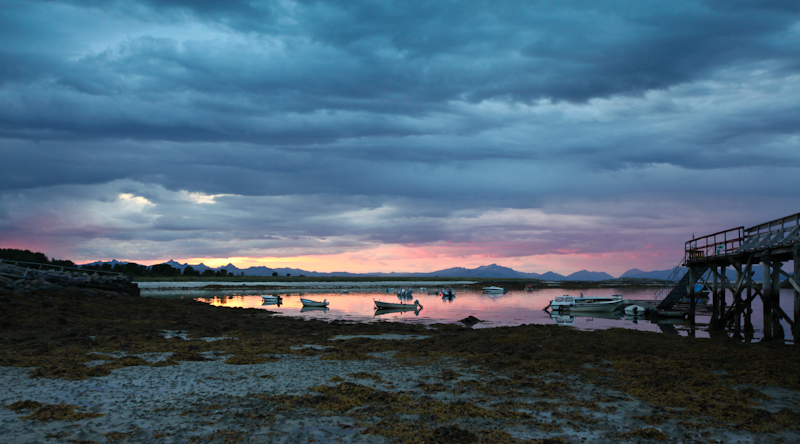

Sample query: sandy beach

[1,286,799,443]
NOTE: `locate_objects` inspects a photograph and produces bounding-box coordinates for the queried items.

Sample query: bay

[141,282,797,342]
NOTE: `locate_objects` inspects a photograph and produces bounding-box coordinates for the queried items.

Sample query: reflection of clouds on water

[146,286,796,341]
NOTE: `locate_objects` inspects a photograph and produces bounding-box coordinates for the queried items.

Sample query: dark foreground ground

[0,287,799,443]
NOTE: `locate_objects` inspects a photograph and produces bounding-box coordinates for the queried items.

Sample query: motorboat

[482,286,506,294]
[261,294,282,303]
[300,298,328,307]
[624,305,648,316]
[439,288,455,297]
[397,287,414,297]
[374,299,423,310]
[547,293,623,312]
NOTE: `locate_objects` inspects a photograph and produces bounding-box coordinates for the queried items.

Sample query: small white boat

[374,299,423,310]
[261,295,282,302]
[548,293,623,312]
[397,287,413,297]
[439,288,455,297]
[300,298,328,307]
[624,305,647,316]
[482,286,506,294]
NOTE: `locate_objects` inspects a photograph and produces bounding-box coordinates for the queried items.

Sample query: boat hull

[549,295,623,312]
[300,298,328,307]
[374,300,421,310]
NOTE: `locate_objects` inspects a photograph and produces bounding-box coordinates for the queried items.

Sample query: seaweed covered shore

[1,287,799,443]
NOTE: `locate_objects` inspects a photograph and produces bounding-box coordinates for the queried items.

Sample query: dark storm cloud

[3,0,799,148]
[1,0,799,269]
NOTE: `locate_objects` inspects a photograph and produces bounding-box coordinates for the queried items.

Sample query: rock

[459,316,483,326]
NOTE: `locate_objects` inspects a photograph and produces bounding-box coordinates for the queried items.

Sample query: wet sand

[1,287,799,443]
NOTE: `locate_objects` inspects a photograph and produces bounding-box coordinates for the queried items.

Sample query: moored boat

[374,299,423,310]
[261,295,282,302]
[482,286,506,294]
[439,287,455,297]
[547,293,623,312]
[300,298,328,307]
[624,305,647,316]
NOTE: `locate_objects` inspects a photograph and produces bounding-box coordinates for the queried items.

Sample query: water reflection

[177,286,797,341]
[300,306,328,313]
[374,307,422,316]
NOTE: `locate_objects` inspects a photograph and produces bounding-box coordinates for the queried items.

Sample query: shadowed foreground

[1,287,799,443]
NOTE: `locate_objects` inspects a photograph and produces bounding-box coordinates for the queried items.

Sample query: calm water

[140,282,797,342]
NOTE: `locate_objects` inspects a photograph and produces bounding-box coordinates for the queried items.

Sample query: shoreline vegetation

[134,275,675,291]
[1,285,799,443]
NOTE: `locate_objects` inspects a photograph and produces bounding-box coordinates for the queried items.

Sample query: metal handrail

[685,227,744,263]
[745,211,800,236]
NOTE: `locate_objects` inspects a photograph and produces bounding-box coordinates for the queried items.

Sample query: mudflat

[1,287,799,443]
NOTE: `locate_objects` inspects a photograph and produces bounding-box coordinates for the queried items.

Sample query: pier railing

[737,211,800,252]
[685,227,744,264]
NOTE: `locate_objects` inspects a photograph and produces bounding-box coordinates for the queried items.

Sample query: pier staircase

[656,265,709,310]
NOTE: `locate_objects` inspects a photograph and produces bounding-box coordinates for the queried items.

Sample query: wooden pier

[657,211,800,342]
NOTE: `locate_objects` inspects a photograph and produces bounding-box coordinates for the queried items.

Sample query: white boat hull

[300,298,328,307]
[374,300,422,310]
[549,294,623,312]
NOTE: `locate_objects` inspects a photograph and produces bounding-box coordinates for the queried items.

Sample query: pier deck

[659,211,799,342]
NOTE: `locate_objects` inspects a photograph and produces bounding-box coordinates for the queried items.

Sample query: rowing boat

[374,299,423,310]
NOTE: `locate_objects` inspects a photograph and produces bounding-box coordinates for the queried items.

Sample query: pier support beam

[795,246,799,344]
[711,266,720,329]
[763,256,773,341]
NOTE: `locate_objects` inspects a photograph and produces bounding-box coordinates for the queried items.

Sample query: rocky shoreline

[1,286,799,443]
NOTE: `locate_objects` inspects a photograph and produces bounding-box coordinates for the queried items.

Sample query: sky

[1,0,799,277]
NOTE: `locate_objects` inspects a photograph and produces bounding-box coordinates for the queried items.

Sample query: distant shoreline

[134,276,676,291]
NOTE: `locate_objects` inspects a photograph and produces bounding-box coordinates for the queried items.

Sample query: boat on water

[482,286,506,294]
[300,298,328,307]
[374,299,423,310]
[547,293,623,312]
[624,304,648,316]
[397,287,414,297]
[261,295,282,302]
[439,287,455,297]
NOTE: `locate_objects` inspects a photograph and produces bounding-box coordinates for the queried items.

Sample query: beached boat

[374,299,423,310]
[547,293,623,312]
[300,298,328,307]
[482,286,506,294]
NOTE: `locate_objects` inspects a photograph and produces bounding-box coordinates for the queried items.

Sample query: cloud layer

[1,0,799,275]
